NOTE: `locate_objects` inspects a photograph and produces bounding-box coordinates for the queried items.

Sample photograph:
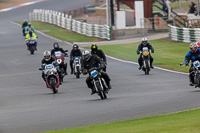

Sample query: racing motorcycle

[39,64,60,93]
[88,67,108,99]
[52,50,68,82]
[26,39,37,55]
[141,47,151,75]
[73,56,81,78]
[181,61,200,88]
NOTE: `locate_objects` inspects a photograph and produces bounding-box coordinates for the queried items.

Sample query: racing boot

[138,66,142,70]
[90,87,95,95]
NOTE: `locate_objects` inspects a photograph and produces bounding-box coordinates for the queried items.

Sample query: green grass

[86,39,189,73]
[44,108,200,133]
[18,21,100,42]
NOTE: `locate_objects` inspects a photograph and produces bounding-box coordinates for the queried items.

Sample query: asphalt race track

[1,0,200,133]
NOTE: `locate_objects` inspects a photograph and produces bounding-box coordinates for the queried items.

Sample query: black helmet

[29,30,33,37]
[73,44,79,50]
[53,42,59,49]
[91,43,98,52]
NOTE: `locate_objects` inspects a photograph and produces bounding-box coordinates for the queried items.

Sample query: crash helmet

[142,37,148,46]
[29,30,33,37]
[196,42,200,48]
[82,50,91,61]
[43,51,51,61]
[73,44,79,50]
[190,42,198,53]
[91,43,98,53]
[53,42,59,49]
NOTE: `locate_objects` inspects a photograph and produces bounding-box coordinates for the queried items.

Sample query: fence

[29,9,112,40]
[168,24,200,43]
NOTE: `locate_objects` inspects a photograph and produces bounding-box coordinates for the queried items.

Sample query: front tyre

[145,59,149,75]
[196,73,200,87]
[96,82,106,99]
[76,66,80,78]
[49,78,58,93]
[30,45,35,55]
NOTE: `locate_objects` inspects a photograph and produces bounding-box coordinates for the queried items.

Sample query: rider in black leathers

[22,19,28,36]
[82,50,111,95]
[41,51,62,85]
[136,37,154,70]
[51,42,67,75]
[91,43,107,71]
[70,44,82,74]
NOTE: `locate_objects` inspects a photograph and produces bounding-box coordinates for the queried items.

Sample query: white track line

[11,21,188,75]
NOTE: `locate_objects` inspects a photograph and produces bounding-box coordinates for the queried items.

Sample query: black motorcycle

[88,67,108,99]
[26,40,37,55]
[180,61,200,88]
[141,47,151,75]
[52,50,68,82]
[73,56,81,78]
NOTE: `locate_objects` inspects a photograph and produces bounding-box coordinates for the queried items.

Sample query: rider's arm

[149,43,154,53]
[95,55,104,69]
[79,49,82,57]
[60,48,65,54]
[25,34,29,41]
[99,50,107,64]
[136,44,142,54]
[33,33,37,40]
[70,50,73,60]
[185,51,191,64]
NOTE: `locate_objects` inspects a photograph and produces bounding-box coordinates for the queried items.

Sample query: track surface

[1,1,200,133]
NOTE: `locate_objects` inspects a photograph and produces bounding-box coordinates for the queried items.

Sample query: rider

[82,50,111,95]
[25,23,35,33]
[51,42,68,75]
[136,37,154,70]
[22,19,28,36]
[185,42,200,86]
[41,51,63,85]
[25,30,37,50]
[91,43,107,71]
[70,44,82,74]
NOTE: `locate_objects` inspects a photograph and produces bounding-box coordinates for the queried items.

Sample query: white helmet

[142,37,148,46]
[82,50,91,61]
[43,51,51,61]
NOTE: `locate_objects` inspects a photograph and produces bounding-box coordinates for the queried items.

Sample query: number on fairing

[55,52,62,56]
[91,70,98,78]
[46,64,54,69]
[75,58,79,62]
[143,47,148,52]
[193,61,200,68]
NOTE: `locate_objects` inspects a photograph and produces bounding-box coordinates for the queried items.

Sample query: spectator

[165,0,171,19]
[188,2,197,14]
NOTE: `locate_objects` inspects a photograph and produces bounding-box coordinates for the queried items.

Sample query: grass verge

[44,108,200,133]
[17,21,100,42]
[85,38,189,73]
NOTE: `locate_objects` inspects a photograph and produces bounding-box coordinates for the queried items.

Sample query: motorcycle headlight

[57,59,62,64]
